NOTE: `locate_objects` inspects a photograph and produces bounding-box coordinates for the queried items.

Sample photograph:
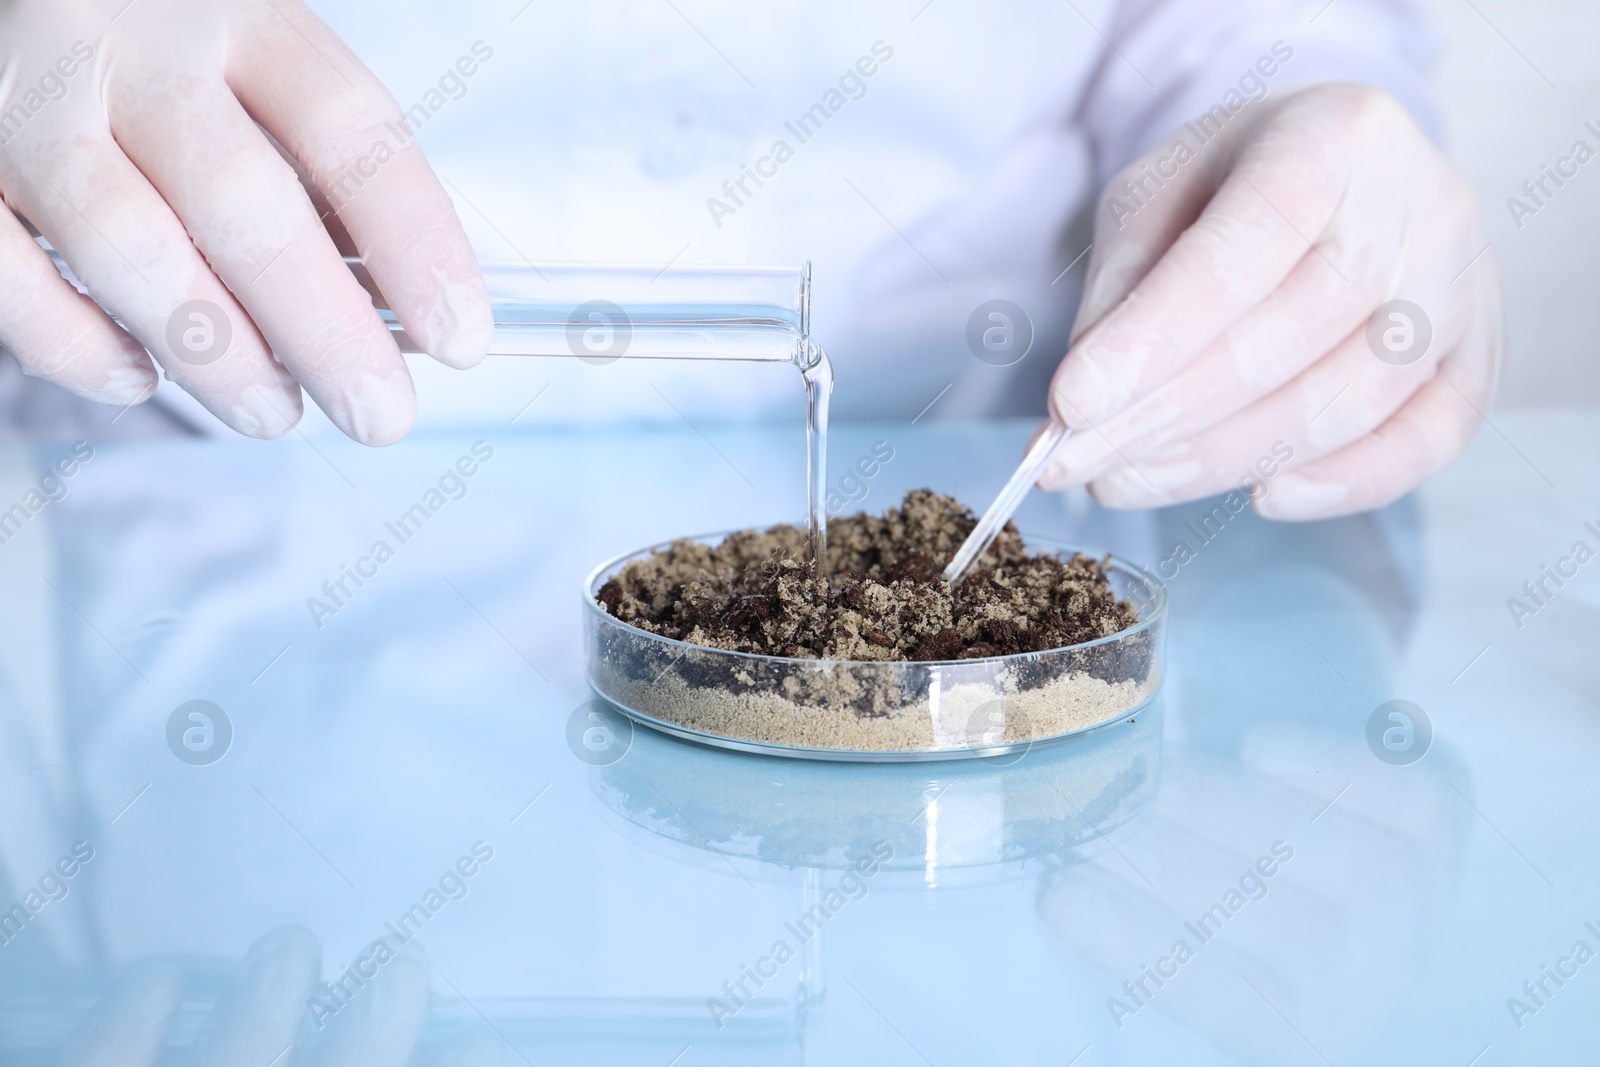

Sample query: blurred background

[1420,0,1600,406]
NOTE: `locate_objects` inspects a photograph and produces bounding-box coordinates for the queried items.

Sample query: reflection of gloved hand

[1038,727,1467,1064]
[58,927,437,1066]
[1040,83,1502,519]
[0,0,491,444]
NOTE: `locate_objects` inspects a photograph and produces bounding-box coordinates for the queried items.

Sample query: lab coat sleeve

[1076,0,1441,188]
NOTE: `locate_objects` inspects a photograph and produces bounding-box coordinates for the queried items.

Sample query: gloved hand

[0,0,492,444]
[1040,83,1502,519]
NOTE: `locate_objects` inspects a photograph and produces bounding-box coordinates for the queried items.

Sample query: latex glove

[1040,83,1502,519]
[0,0,492,444]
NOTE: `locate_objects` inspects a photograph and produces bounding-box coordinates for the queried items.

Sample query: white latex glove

[0,0,492,444]
[1040,83,1503,519]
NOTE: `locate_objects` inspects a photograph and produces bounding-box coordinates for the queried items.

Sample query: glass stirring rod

[941,419,1072,586]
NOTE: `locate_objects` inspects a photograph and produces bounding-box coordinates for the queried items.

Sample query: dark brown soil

[596,489,1139,662]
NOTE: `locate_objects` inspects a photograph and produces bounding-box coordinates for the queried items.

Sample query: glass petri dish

[583,533,1167,762]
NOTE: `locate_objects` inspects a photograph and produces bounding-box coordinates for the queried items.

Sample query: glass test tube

[353,259,813,365]
[355,258,832,572]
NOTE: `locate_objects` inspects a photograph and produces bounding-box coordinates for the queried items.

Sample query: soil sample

[589,490,1162,754]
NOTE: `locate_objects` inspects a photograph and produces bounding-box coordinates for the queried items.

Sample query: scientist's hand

[1040,83,1502,518]
[0,0,492,444]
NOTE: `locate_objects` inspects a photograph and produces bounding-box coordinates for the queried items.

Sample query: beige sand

[597,664,1157,754]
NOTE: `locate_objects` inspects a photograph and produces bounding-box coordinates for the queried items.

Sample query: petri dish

[583,533,1167,762]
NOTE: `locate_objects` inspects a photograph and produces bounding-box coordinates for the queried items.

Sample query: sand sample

[588,490,1161,754]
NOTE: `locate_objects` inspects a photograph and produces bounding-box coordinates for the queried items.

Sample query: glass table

[0,412,1590,1065]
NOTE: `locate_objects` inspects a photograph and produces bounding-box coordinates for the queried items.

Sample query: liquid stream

[347,256,832,575]
[799,343,832,580]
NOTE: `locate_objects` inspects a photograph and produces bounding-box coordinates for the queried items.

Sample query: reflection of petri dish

[592,700,1164,883]
[583,534,1167,762]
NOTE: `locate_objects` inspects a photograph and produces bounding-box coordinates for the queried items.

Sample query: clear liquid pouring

[358,258,833,576]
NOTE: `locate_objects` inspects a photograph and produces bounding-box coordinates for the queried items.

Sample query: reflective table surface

[0,412,1593,1065]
